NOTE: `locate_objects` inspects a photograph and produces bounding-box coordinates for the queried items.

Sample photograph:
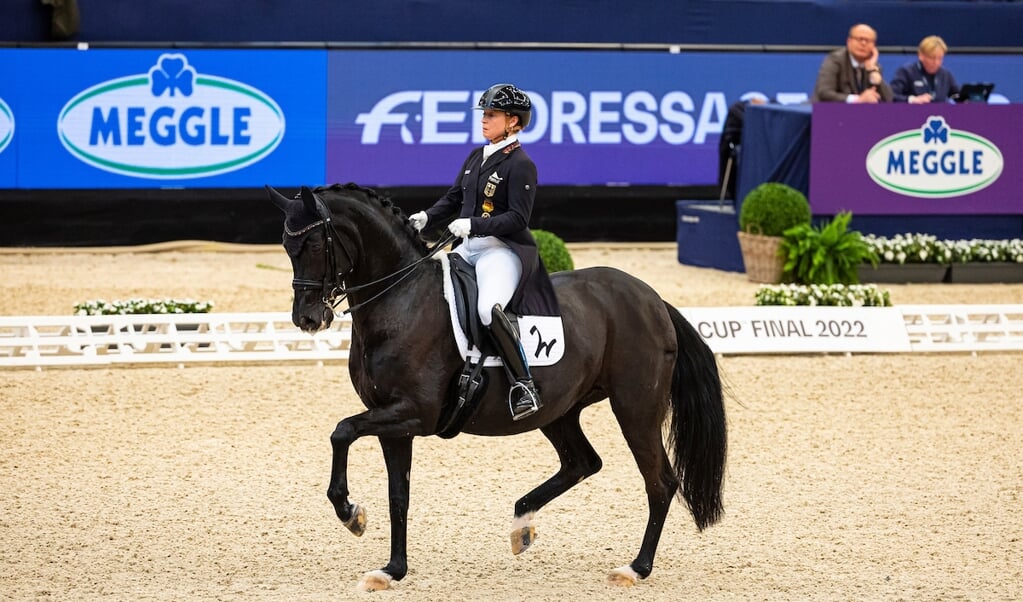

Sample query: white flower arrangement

[863,234,1023,264]
[755,284,892,307]
[945,238,1023,263]
[73,298,214,316]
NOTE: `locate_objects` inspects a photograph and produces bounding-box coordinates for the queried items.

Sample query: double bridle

[286,200,454,316]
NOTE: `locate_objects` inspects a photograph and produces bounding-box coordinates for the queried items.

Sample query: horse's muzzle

[294,302,334,333]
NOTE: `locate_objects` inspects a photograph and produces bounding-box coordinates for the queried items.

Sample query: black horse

[267,183,727,591]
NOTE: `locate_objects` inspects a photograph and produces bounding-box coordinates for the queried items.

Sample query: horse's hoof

[509,513,536,555]
[343,503,366,537]
[356,569,394,592]
[607,565,640,587]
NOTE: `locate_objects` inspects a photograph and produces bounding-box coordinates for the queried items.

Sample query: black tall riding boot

[488,304,542,421]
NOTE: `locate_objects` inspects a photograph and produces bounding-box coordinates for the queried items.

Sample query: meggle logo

[57,54,285,179]
[866,116,1003,198]
[0,96,13,154]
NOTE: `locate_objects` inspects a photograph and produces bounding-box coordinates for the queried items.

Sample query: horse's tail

[663,302,727,531]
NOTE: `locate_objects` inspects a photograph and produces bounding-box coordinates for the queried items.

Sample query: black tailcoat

[425,142,559,316]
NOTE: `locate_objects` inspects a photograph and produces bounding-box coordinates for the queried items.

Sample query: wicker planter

[736,230,785,283]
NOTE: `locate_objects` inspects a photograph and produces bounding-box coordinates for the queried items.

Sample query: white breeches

[452,236,522,326]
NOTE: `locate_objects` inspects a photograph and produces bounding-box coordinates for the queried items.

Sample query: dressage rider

[409,83,558,422]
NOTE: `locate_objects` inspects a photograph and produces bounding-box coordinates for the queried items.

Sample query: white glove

[448,218,472,238]
[409,211,428,232]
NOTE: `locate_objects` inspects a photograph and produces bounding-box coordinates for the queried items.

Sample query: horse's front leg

[356,436,413,592]
[326,415,365,535]
[325,405,428,591]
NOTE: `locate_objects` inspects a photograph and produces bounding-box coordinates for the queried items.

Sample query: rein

[287,204,454,316]
[335,233,455,315]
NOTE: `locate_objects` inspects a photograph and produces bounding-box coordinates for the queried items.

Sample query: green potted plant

[780,211,878,285]
[737,182,811,283]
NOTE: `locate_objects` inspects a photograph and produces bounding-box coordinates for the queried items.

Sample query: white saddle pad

[436,254,564,367]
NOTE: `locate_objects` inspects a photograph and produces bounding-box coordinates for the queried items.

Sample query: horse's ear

[299,186,320,217]
[265,185,293,213]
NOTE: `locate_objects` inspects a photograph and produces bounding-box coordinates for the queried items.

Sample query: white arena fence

[1,305,1021,369]
[0,312,350,368]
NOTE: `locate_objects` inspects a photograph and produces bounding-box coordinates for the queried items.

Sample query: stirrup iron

[509,381,540,421]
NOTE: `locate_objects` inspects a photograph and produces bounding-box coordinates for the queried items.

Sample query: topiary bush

[739,182,812,237]
[532,229,574,272]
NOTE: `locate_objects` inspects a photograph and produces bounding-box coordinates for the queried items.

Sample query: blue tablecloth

[736,103,812,211]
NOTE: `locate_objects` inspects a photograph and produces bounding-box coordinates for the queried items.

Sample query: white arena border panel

[1,305,1021,368]
[0,312,350,368]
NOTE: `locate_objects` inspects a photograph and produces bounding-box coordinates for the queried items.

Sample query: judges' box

[676,201,744,273]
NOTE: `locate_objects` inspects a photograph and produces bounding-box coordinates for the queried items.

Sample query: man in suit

[890,36,960,104]
[812,23,894,103]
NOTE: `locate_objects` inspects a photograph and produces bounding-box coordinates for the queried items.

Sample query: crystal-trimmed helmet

[475,83,532,129]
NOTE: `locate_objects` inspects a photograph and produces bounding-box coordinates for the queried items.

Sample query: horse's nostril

[297,315,318,332]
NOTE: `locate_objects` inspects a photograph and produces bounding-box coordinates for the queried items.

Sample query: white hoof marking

[356,569,394,592]
[607,565,640,587]
[510,512,535,532]
[509,512,537,556]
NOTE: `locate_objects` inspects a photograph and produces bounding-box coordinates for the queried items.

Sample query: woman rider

[409,83,558,421]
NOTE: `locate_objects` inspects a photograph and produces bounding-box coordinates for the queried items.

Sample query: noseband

[286,202,352,310]
[285,199,453,315]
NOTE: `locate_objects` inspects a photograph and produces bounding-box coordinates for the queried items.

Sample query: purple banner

[325,50,838,187]
[810,104,1023,215]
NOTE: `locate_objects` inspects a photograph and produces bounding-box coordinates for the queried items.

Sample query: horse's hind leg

[606,390,678,586]
[510,404,603,555]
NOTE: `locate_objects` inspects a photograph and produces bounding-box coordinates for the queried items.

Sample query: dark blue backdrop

[5,1,1023,47]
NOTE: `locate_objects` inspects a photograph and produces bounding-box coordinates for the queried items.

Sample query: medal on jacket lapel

[482,171,502,217]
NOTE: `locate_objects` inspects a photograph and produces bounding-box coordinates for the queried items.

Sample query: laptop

[953,83,994,103]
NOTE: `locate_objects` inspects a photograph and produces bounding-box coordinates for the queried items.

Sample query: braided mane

[313,182,428,253]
